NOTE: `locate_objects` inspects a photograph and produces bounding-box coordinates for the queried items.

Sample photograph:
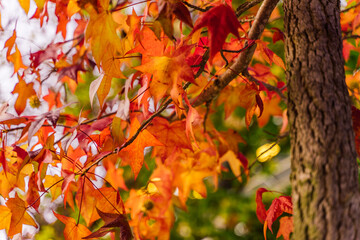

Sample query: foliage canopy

[0,0,360,239]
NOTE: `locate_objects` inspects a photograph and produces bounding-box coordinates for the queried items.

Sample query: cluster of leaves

[0,0,359,239]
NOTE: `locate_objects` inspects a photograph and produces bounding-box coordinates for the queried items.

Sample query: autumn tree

[0,0,360,239]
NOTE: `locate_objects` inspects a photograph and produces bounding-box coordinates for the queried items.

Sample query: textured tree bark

[284,0,360,239]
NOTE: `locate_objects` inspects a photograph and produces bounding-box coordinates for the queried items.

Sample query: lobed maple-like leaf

[190,3,241,63]
[147,117,192,160]
[219,150,247,182]
[30,43,61,69]
[155,0,193,38]
[217,82,260,127]
[5,193,38,237]
[257,41,286,70]
[276,216,293,240]
[134,51,195,105]
[265,196,292,232]
[83,209,132,240]
[11,75,36,115]
[121,118,163,179]
[53,212,93,240]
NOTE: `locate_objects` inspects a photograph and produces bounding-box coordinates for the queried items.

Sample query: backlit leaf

[190,3,241,63]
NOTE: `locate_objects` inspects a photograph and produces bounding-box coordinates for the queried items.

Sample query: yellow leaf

[220,150,242,181]
[256,142,280,162]
[34,0,46,10]
[67,0,81,17]
[18,0,30,14]
[147,182,158,194]
[192,191,204,199]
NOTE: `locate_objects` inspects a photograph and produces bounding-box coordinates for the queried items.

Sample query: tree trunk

[284,0,360,239]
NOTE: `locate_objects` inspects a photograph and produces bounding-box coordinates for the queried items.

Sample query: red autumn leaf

[190,3,241,63]
[83,209,132,240]
[265,196,292,232]
[255,188,269,223]
[271,27,285,43]
[76,117,113,143]
[30,43,61,69]
[58,64,84,83]
[156,0,193,38]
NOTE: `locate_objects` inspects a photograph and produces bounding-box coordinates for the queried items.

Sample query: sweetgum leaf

[191,3,241,63]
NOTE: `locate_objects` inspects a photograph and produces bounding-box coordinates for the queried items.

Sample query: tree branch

[236,0,263,17]
[182,1,212,12]
[191,0,279,107]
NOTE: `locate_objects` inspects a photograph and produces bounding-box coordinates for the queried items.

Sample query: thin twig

[236,0,263,17]
[182,1,212,12]
[343,34,360,40]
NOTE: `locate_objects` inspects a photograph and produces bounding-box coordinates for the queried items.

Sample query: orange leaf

[85,5,124,68]
[0,206,12,233]
[53,212,93,240]
[26,172,40,211]
[6,193,37,237]
[219,150,245,182]
[4,30,16,60]
[11,75,36,115]
[217,83,259,127]
[258,41,286,70]
[134,53,194,104]
[147,117,192,160]
[127,27,166,64]
[121,118,163,178]
[276,216,293,240]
